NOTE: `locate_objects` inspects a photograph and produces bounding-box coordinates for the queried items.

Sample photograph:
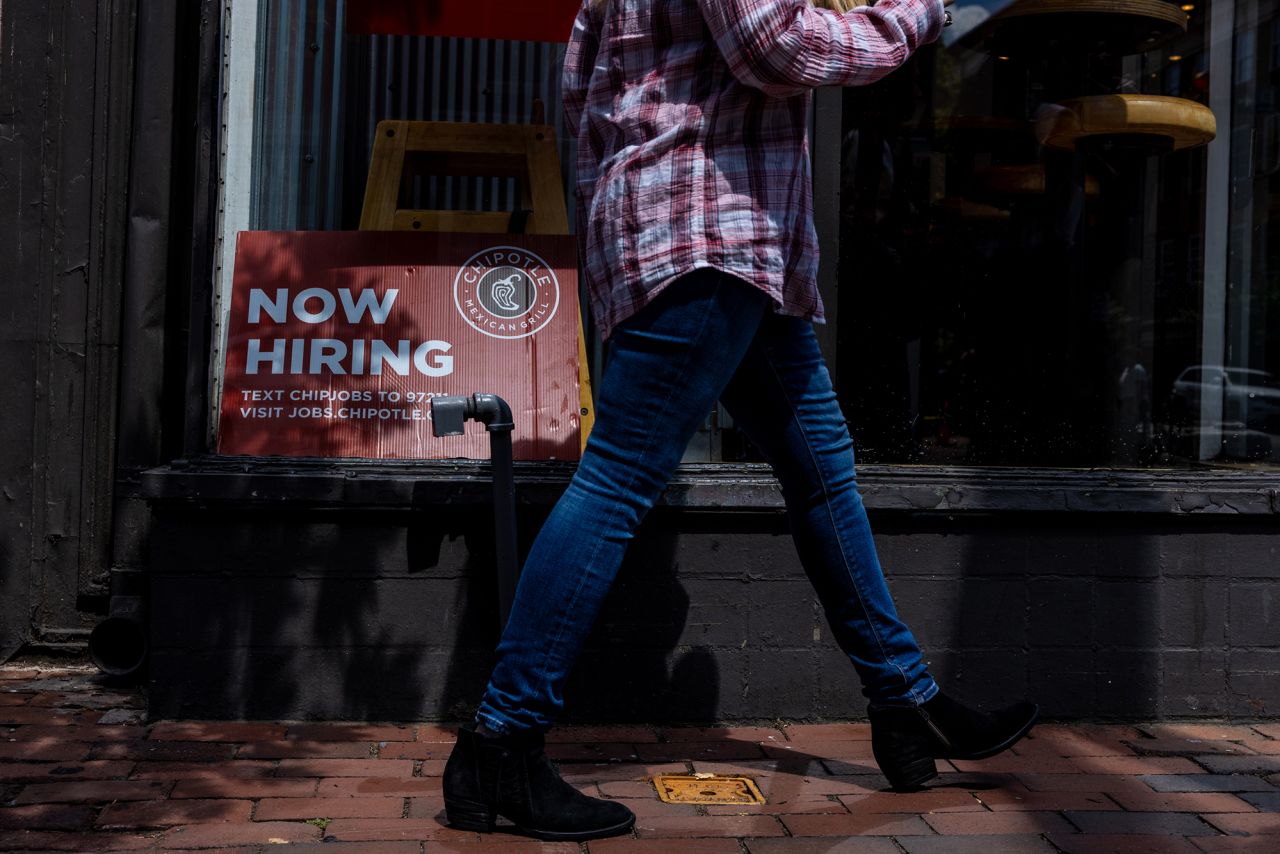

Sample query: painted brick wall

[146,506,1279,721]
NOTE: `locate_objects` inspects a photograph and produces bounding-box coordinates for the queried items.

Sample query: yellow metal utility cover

[652,774,766,805]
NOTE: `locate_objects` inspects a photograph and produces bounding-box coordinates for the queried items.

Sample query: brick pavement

[1,663,1278,852]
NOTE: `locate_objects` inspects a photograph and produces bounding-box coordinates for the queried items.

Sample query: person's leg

[719,315,1037,791]
[717,313,937,706]
[446,271,771,838]
[475,269,771,735]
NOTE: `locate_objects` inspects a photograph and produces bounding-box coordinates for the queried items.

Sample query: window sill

[135,457,1280,515]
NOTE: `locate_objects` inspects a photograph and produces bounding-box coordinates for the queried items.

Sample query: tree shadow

[434,506,722,728]
[419,735,1031,841]
[566,521,720,725]
[148,499,452,721]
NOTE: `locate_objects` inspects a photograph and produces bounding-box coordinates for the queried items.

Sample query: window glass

[221,0,1278,469]
[831,1,1279,468]
[239,1,570,232]
[214,0,584,451]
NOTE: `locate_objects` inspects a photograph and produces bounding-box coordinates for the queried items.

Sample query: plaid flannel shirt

[563,0,944,339]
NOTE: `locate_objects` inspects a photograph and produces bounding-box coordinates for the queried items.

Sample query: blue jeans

[476,269,938,734]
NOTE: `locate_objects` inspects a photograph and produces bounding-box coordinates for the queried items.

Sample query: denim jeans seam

[761,348,921,704]
[522,273,731,723]
[534,519,604,702]
[475,710,509,735]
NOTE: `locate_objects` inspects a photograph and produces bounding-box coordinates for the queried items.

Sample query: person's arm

[695,0,944,98]
[562,1,604,135]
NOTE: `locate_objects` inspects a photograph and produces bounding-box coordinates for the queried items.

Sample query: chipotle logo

[454,246,560,340]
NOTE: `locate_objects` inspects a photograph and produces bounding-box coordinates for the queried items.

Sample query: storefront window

[218,0,1279,470]
[214,0,574,390]
[833,2,1278,469]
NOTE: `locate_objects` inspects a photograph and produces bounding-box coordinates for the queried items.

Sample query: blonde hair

[590,1,870,10]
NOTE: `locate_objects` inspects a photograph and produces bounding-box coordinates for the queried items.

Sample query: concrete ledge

[138,457,1280,515]
[142,489,1280,721]
[139,458,1280,721]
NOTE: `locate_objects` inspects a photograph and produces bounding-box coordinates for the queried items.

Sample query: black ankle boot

[868,692,1039,792]
[442,723,635,841]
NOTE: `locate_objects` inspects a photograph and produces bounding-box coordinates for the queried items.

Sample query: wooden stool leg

[360,121,409,230]
[576,322,595,452]
[358,118,595,450]
[524,128,570,236]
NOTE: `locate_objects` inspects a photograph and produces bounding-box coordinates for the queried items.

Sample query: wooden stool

[1038,95,1217,152]
[359,118,595,451]
[973,164,1101,197]
[359,120,569,234]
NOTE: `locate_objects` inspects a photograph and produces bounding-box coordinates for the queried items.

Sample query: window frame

[158,0,1280,514]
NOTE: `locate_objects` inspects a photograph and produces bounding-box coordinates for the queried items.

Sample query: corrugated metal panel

[249,0,571,232]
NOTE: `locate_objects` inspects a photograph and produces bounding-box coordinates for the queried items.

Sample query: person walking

[443,0,1038,841]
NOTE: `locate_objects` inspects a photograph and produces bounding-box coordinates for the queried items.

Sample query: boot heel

[870,715,940,793]
[881,754,938,792]
[445,799,496,832]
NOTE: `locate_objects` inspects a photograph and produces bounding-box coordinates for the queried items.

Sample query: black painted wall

[0,0,138,657]
[145,496,1279,722]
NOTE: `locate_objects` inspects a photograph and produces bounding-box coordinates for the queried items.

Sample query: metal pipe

[431,393,519,628]
[89,569,148,678]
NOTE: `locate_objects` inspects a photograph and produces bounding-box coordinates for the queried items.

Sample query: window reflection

[833,0,1279,468]
[231,0,1280,469]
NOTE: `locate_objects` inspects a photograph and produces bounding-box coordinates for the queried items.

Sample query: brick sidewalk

[2,664,1278,852]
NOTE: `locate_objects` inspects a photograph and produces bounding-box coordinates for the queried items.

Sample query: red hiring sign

[218,231,582,460]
